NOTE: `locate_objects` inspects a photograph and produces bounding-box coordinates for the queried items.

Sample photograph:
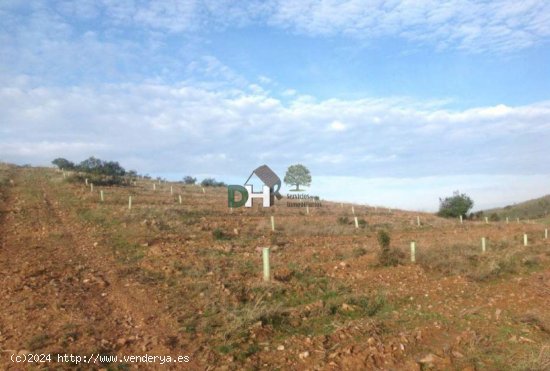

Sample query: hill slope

[1,165,549,370]
[484,194,550,221]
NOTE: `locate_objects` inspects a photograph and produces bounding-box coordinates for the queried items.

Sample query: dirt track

[0,166,549,370]
[0,168,202,369]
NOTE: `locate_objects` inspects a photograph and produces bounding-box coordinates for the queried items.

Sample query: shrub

[212,228,230,240]
[201,178,226,187]
[377,230,399,267]
[53,156,127,177]
[377,230,390,249]
[78,156,126,176]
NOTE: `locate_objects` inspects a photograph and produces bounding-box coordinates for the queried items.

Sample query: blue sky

[1,1,550,211]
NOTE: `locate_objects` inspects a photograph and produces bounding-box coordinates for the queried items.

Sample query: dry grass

[14,167,548,368]
[517,312,550,334]
[416,243,545,281]
[516,346,550,371]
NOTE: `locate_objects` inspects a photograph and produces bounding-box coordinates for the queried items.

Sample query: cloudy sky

[1,1,549,211]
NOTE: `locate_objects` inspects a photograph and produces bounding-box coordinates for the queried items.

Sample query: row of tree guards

[79,177,541,228]
[261,231,548,282]
[72,176,547,283]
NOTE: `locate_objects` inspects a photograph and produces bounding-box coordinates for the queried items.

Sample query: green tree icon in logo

[284,164,311,192]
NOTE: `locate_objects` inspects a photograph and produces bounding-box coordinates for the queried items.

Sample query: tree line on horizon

[52,157,226,187]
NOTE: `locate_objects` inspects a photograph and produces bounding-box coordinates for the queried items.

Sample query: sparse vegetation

[484,194,550,220]
[417,243,544,281]
[1,166,548,370]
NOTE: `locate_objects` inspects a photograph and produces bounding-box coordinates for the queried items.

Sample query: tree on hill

[77,156,126,176]
[183,176,197,185]
[101,161,126,176]
[284,164,311,191]
[52,156,128,178]
[52,158,75,170]
[438,191,474,218]
[78,156,103,173]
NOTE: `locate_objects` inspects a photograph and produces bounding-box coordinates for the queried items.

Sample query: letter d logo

[228,185,248,208]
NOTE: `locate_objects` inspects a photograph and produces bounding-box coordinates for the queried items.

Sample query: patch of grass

[417,243,544,281]
[216,343,237,354]
[212,228,230,240]
[27,333,49,351]
[173,261,205,278]
[517,312,550,334]
[135,268,165,284]
[111,235,146,263]
[77,208,119,228]
[515,346,550,371]
[328,292,388,320]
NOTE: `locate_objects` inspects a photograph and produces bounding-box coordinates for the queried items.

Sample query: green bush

[377,230,390,249]
[377,230,399,267]
[183,176,197,185]
[438,191,474,218]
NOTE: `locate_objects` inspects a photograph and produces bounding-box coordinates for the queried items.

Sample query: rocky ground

[0,165,549,370]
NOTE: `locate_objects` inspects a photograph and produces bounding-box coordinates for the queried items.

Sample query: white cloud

[1,76,549,208]
[1,78,549,177]
[266,0,550,52]
[328,120,346,131]
[282,88,297,97]
[4,1,547,57]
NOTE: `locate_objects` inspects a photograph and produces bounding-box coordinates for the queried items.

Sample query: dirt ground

[0,165,549,370]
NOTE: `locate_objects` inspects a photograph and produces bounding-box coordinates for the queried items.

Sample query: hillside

[484,194,550,221]
[0,165,549,370]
